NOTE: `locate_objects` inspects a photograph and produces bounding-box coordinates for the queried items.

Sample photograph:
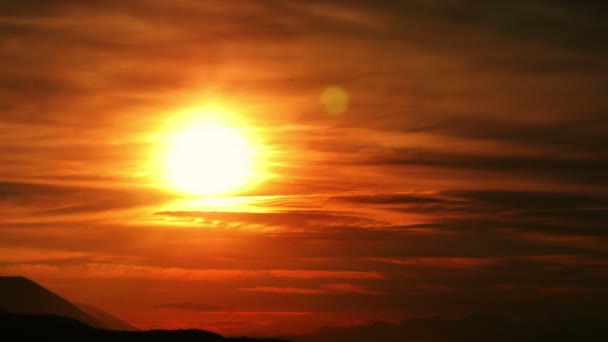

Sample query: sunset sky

[1,0,608,337]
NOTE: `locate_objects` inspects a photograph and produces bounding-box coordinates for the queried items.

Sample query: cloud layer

[1,0,607,336]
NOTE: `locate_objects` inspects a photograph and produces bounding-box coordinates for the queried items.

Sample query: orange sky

[1,0,608,337]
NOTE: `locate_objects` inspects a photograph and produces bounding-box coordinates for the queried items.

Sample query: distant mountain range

[292,314,608,342]
[3,276,607,341]
[0,276,288,342]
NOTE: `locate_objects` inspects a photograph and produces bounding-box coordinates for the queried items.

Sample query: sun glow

[158,106,262,196]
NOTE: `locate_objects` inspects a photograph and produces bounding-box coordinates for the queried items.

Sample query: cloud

[0,247,91,265]
[497,283,606,296]
[198,320,253,327]
[1,0,608,333]
[268,270,384,280]
[240,283,383,295]
[240,287,324,295]
[332,192,447,205]
[0,181,173,215]
[367,257,500,269]
[0,263,384,281]
[412,284,458,292]
[224,311,312,316]
[446,189,608,210]
[352,147,608,187]
[155,302,226,311]
[420,114,608,155]
[321,283,382,294]
[154,210,380,229]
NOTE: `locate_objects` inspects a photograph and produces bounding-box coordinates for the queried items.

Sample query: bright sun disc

[164,123,254,195]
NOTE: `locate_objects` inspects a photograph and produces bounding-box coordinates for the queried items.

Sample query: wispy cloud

[1,0,607,335]
[240,287,324,295]
[155,302,227,311]
[0,263,384,281]
[321,283,383,294]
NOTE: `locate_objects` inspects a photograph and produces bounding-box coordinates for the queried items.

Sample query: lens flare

[321,86,349,116]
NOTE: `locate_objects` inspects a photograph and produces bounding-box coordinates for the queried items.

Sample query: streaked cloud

[241,287,324,295]
[1,0,607,336]
[155,302,227,312]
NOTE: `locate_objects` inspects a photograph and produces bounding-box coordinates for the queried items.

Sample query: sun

[162,121,255,196]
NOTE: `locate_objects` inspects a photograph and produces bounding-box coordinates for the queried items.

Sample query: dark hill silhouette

[76,302,138,331]
[0,276,289,341]
[1,312,102,335]
[294,314,608,342]
[0,276,103,328]
[0,312,288,341]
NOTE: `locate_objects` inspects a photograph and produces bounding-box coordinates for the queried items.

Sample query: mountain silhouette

[0,312,288,341]
[76,302,138,331]
[294,314,608,342]
[0,276,135,331]
[0,276,104,328]
[0,276,290,341]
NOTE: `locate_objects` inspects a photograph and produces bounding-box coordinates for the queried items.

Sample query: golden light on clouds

[3,0,607,337]
[153,104,267,196]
